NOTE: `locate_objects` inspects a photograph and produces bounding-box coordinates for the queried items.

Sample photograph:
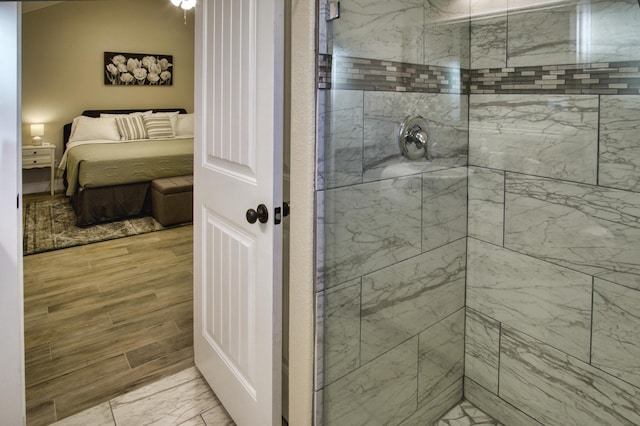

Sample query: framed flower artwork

[104,52,173,86]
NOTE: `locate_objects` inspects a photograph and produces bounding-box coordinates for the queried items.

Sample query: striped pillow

[115,115,147,140]
[143,115,175,139]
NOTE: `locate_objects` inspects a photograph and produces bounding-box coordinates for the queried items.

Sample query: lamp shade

[181,0,196,9]
[30,124,44,137]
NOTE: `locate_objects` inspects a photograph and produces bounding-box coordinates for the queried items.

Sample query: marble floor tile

[110,367,221,425]
[51,367,235,426]
[50,402,115,426]
[437,399,503,426]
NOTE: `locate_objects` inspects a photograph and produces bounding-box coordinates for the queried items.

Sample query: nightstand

[22,143,56,195]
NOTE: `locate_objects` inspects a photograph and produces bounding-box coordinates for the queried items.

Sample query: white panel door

[193,1,283,425]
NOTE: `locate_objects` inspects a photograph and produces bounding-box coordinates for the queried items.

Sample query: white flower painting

[104,52,173,86]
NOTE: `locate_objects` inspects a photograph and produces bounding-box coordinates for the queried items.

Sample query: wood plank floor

[23,224,194,426]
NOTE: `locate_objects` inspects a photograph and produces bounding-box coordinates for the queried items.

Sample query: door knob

[246,204,269,224]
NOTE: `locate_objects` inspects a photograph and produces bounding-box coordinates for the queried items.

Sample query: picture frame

[104,51,173,86]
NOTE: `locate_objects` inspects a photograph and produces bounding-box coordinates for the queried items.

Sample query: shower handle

[408,127,428,150]
[398,115,431,161]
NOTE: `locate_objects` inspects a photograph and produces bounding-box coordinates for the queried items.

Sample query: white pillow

[100,110,153,118]
[175,113,194,136]
[151,111,179,133]
[68,116,121,142]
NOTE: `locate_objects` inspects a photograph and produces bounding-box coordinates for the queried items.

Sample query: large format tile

[592,278,640,389]
[110,367,220,426]
[331,0,424,64]
[437,399,503,426]
[506,2,578,67]
[400,379,463,426]
[362,92,468,183]
[200,404,234,426]
[360,239,466,363]
[322,279,361,385]
[500,326,640,426]
[318,90,364,190]
[467,238,592,361]
[50,402,115,426]
[323,337,418,426]
[464,379,543,426]
[599,95,640,192]
[465,309,500,393]
[468,167,504,246]
[317,176,422,289]
[470,0,508,69]
[422,168,467,252]
[505,173,640,290]
[423,0,470,68]
[507,0,640,66]
[418,309,465,405]
[469,95,599,184]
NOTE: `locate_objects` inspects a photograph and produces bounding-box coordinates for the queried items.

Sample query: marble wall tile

[331,0,424,64]
[314,390,324,426]
[363,92,468,183]
[360,239,466,363]
[464,379,543,426]
[317,175,422,289]
[469,95,599,184]
[318,90,364,191]
[423,168,468,252]
[507,0,640,67]
[505,173,640,290]
[322,279,361,386]
[467,238,592,361]
[423,0,470,68]
[470,16,507,69]
[468,167,504,246]
[583,0,640,64]
[599,96,640,192]
[470,0,507,69]
[323,337,418,426]
[399,379,464,426]
[418,309,465,405]
[500,326,640,426]
[592,278,640,389]
[465,308,500,393]
[314,290,324,390]
[506,3,577,67]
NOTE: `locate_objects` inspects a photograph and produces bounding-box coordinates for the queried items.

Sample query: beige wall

[21,0,195,168]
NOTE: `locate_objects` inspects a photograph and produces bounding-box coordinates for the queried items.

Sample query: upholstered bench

[150,175,193,226]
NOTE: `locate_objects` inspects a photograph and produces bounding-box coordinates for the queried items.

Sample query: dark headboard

[63,108,188,146]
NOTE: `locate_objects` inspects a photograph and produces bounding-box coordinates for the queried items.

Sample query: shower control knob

[246,204,269,224]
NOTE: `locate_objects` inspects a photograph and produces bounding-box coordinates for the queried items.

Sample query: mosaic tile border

[317,54,640,96]
[318,54,469,94]
[472,61,640,95]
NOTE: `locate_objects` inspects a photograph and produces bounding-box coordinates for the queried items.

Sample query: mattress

[63,137,194,196]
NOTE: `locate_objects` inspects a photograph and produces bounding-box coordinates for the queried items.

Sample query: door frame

[0,1,318,424]
[0,2,26,425]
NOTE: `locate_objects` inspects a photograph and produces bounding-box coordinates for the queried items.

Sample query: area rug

[23,197,167,255]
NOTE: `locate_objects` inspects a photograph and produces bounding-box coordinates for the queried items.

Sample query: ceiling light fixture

[171,0,195,10]
[171,0,195,24]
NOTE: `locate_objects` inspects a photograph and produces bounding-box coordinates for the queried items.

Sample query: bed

[60,108,194,226]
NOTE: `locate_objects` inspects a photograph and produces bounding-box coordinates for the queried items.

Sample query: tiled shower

[314,0,640,425]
